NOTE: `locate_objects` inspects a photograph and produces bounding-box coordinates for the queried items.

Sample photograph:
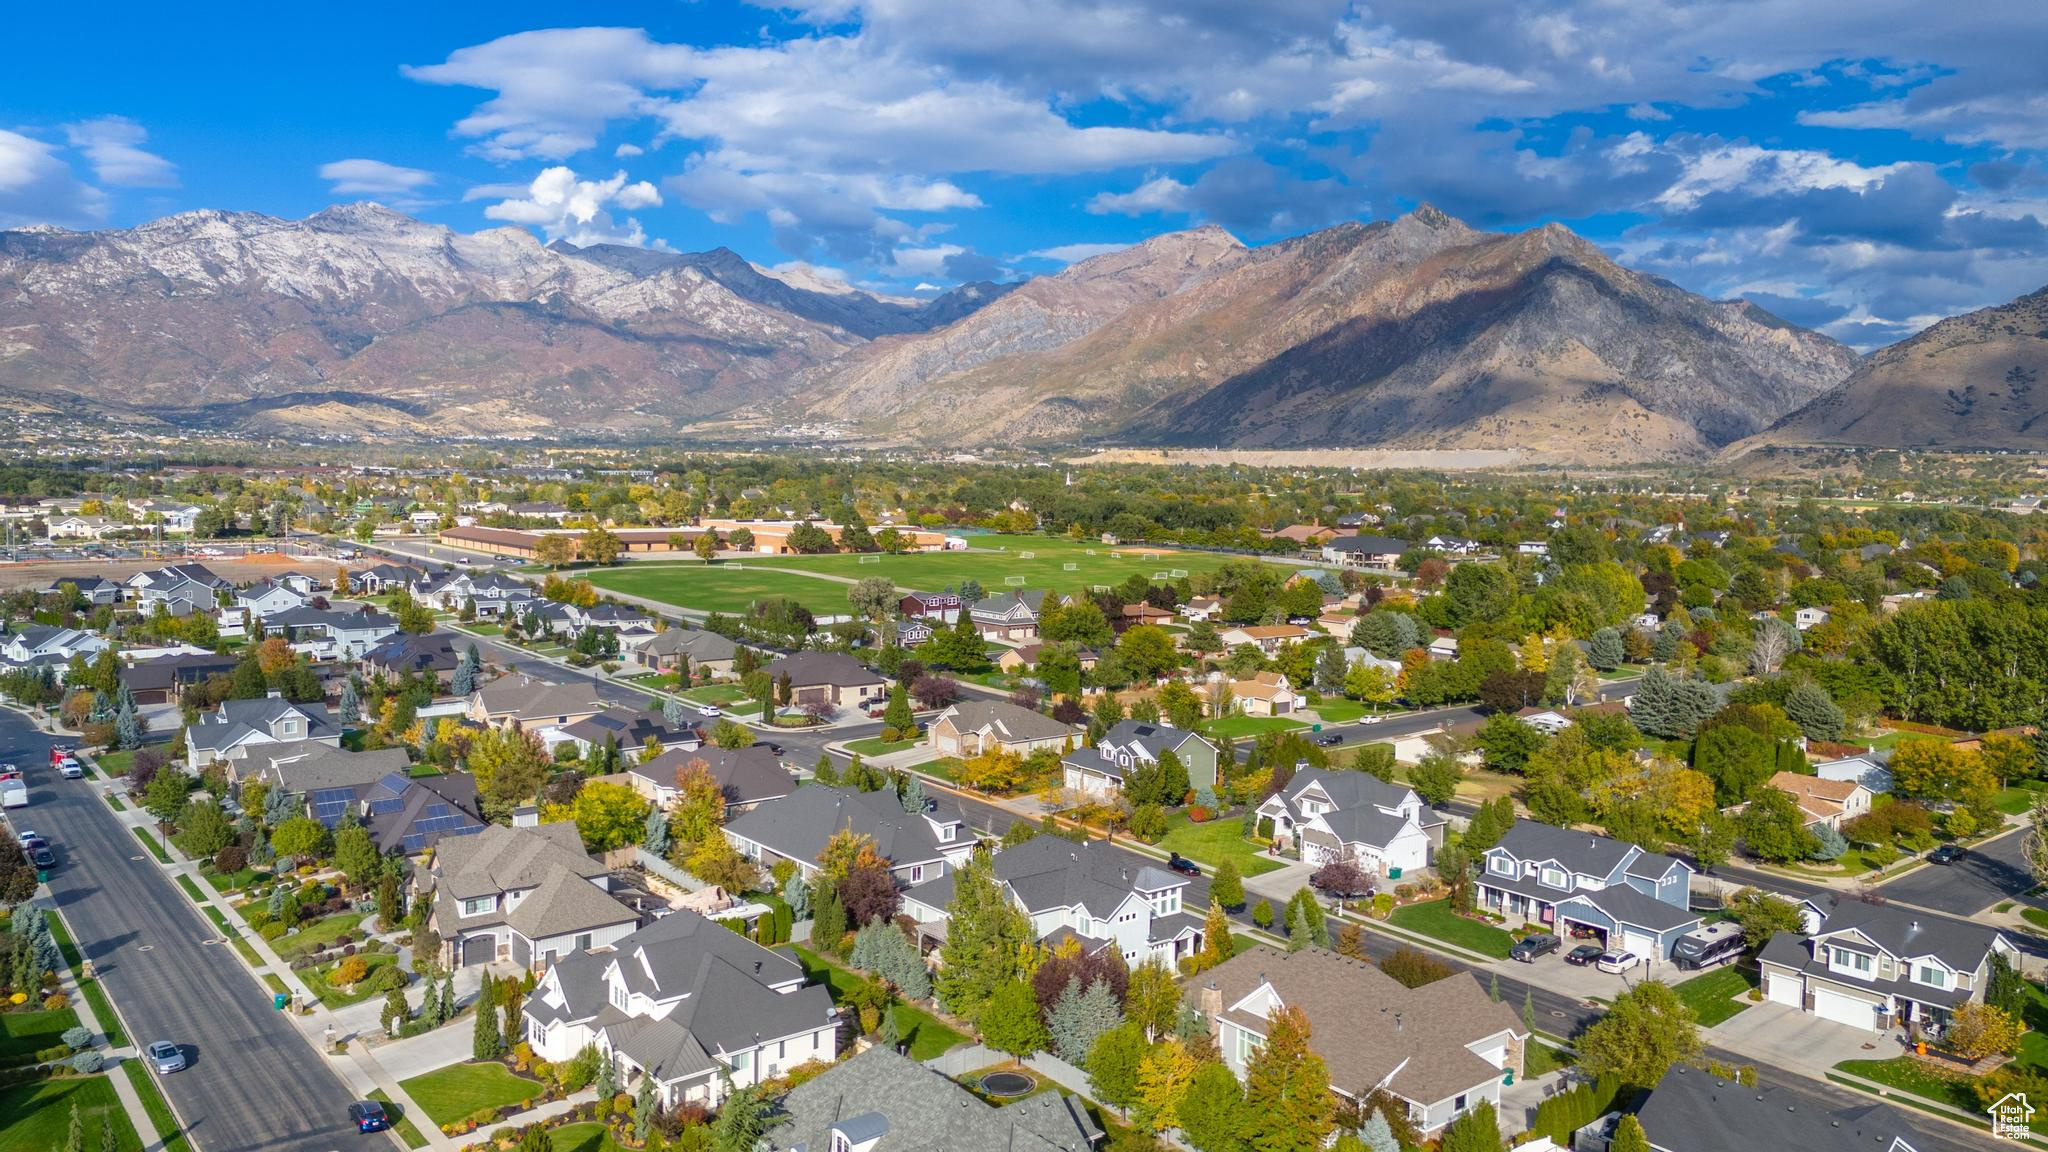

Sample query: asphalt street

[0,711,363,1152]
[1874,825,2039,916]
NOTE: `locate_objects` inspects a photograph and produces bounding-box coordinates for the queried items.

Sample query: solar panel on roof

[308,787,356,828]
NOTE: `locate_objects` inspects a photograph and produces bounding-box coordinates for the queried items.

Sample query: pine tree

[642,807,671,855]
[633,1073,657,1141]
[596,1051,617,1100]
[1523,987,1536,1037]
[451,646,477,696]
[339,679,361,725]
[1610,1115,1650,1152]
[662,695,689,729]
[440,972,456,1024]
[898,774,927,814]
[473,971,505,1059]
[1440,1101,1503,1152]
[1288,901,1312,952]
[1046,976,1122,1063]
[1490,972,1501,1002]
[113,696,141,750]
[1357,1109,1400,1152]
[63,1100,82,1152]
[98,1117,114,1152]
[1211,857,1244,909]
[782,869,810,920]
[382,987,411,1035]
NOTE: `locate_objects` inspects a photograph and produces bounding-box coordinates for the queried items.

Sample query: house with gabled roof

[1319,535,1411,571]
[37,575,121,606]
[899,590,963,623]
[1758,897,2016,1037]
[353,563,425,595]
[927,699,1079,758]
[468,675,608,732]
[550,707,701,759]
[413,570,537,619]
[1216,624,1313,655]
[1634,1064,1922,1152]
[632,627,739,678]
[723,784,976,888]
[1,625,110,667]
[1476,822,1699,963]
[185,691,338,772]
[903,835,1205,968]
[1223,670,1299,716]
[628,745,794,812]
[1765,771,1872,830]
[1060,720,1217,799]
[1256,767,1444,876]
[970,589,1048,642]
[762,651,887,712]
[761,1047,1101,1152]
[305,769,485,856]
[234,578,310,618]
[128,563,229,616]
[422,821,638,970]
[361,632,462,679]
[1191,945,1525,1138]
[523,909,838,1110]
[256,605,398,661]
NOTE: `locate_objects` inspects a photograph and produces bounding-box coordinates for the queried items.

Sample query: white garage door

[1813,988,1881,1031]
[1765,973,1801,1007]
[1619,930,1656,959]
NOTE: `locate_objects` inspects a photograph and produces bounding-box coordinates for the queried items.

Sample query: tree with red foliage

[1033,948,1130,1017]
[838,851,902,927]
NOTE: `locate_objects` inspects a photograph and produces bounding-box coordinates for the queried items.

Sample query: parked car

[1360,715,1383,725]
[1565,944,1605,966]
[1166,852,1202,877]
[14,829,42,848]
[347,1100,390,1133]
[0,765,18,783]
[30,846,54,870]
[1510,933,1562,963]
[1595,950,1639,974]
[58,759,82,780]
[698,706,722,718]
[1929,844,1964,865]
[1315,732,1345,746]
[146,1041,185,1074]
[47,745,72,764]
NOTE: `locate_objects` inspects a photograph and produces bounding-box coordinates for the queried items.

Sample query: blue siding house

[1476,823,1699,964]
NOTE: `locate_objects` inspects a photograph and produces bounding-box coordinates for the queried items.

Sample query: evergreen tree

[711,1085,768,1152]
[884,683,915,732]
[473,971,505,1059]
[811,880,848,950]
[662,695,689,729]
[782,869,811,921]
[596,1051,617,1100]
[64,1100,82,1152]
[1439,1101,1503,1152]
[451,645,478,696]
[1211,857,1244,909]
[440,972,456,1024]
[1783,681,1846,742]
[338,679,361,725]
[1588,627,1625,670]
[633,1073,657,1141]
[898,775,927,815]
[1288,901,1312,952]
[113,696,141,750]
[1357,1109,1400,1152]
[642,806,671,855]
[1610,1115,1650,1152]
[381,987,411,1035]
[1240,1006,1336,1152]
[1046,976,1123,1063]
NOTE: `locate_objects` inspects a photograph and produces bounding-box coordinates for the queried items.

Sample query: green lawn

[122,1059,195,1152]
[45,915,122,1048]
[2021,908,2048,933]
[1386,900,1516,959]
[301,954,402,1010]
[1526,1041,1573,1077]
[791,945,968,1061]
[95,750,135,778]
[0,1006,83,1065]
[845,736,921,757]
[1202,714,1308,739]
[273,912,366,959]
[132,827,169,863]
[1308,699,1367,723]
[1995,785,2045,816]
[0,1074,142,1152]
[917,757,964,784]
[174,874,206,903]
[1671,964,1760,1028]
[368,1089,431,1150]
[1155,811,1286,877]
[584,565,857,616]
[681,683,752,706]
[200,865,268,893]
[398,1061,546,1127]
[551,1122,631,1152]
[1835,1058,2007,1127]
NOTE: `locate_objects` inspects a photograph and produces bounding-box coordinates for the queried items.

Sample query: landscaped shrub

[1187,805,1212,823]
[35,1044,74,1063]
[69,1050,103,1074]
[214,844,247,874]
[61,1027,91,1050]
[332,955,371,986]
[41,993,67,1011]
[362,965,406,994]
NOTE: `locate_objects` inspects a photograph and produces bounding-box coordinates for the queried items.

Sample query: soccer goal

[1063,562,1080,571]
[1169,568,1189,578]
[857,554,882,565]
[1152,571,1171,580]
[1019,551,1036,559]
[1004,575,1028,586]
[1140,551,1160,560]
[1109,551,1123,559]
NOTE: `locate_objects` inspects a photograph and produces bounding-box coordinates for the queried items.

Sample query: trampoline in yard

[980,1071,1035,1098]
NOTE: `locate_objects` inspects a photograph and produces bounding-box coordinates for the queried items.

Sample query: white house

[1759,898,2015,1037]
[1256,768,1443,876]
[423,821,640,970]
[1795,607,1833,631]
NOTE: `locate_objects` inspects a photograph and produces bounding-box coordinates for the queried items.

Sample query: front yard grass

[46,915,123,1048]
[1834,1057,1986,1117]
[368,1089,431,1150]
[300,954,401,1010]
[1671,964,1759,1027]
[681,683,751,706]
[0,1073,142,1152]
[94,749,135,778]
[1202,714,1308,739]
[1525,1041,1573,1077]
[1155,811,1286,878]
[273,911,366,959]
[1386,899,1515,959]
[0,1006,84,1066]
[398,1060,546,1128]
[550,1122,631,1152]
[1308,698,1366,723]
[791,945,967,1061]
[199,864,268,892]
[917,757,963,784]
[845,735,921,757]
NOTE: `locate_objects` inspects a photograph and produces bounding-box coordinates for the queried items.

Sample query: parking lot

[1875,826,2038,915]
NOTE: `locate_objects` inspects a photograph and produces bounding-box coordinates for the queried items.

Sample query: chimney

[266,689,282,699]
[511,805,539,828]
[1199,980,1222,1023]
[1395,1012,1404,1032]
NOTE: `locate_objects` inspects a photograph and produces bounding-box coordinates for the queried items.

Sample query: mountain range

[0,201,2038,459]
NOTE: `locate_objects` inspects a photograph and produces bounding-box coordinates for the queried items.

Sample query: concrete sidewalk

[34,890,166,1152]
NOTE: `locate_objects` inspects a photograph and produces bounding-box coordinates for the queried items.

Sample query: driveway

[1876,826,2038,916]
[1709,1001,1899,1075]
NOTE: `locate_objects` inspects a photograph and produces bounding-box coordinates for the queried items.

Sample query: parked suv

[1510,933,1562,963]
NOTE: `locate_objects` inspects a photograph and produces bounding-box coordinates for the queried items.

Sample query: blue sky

[5,1,2046,346]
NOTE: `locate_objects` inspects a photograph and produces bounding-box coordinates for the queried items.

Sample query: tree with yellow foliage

[958,748,1026,794]
[817,828,876,883]
[1518,635,1550,673]
[1133,1038,1198,1132]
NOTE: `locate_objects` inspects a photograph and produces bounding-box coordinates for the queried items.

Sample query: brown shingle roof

[1768,771,1862,821]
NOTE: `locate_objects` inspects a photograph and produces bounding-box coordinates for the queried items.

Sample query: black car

[1510,933,1562,963]
[1564,943,1605,966]
[1314,732,1345,746]
[762,743,785,757]
[29,847,54,870]
[1929,844,1965,865]
[347,1100,390,1133]
[1166,852,1202,877]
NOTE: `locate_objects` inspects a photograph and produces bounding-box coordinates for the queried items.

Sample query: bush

[1187,805,1212,823]
[214,844,248,874]
[41,993,67,1011]
[35,1044,73,1063]
[879,726,900,743]
[362,965,406,994]
[69,1050,103,1074]
[61,1027,92,1050]
[332,955,371,986]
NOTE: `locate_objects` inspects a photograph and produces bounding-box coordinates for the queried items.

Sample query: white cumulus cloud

[0,129,106,228]
[62,116,177,188]
[483,166,663,247]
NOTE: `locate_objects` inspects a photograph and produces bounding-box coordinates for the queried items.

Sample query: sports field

[586,564,856,616]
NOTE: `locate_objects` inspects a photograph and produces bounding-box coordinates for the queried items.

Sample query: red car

[48,745,72,765]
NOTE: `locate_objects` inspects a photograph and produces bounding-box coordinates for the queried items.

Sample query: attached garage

[1765,972,1802,1007]
[461,933,498,966]
[1812,987,1883,1031]
[1616,929,1657,958]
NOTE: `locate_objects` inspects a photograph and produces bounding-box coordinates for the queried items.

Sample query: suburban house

[1795,607,1833,631]
[38,575,122,606]
[1,625,110,666]
[891,618,936,648]
[899,590,964,623]
[903,836,1206,968]
[128,498,203,534]
[1516,707,1575,735]
[1476,823,1700,962]
[424,821,640,969]
[306,768,485,856]
[927,700,1079,758]
[414,570,538,618]
[1191,946,1525,1138]
[1223,671,1299,717]
[548,707,701,758]
[1634,1064,1922,1152]
[1765,771,1872,830]
[628,745,794,811]
[632,627,739,678]
[723,784,977,888]
[1319,535,1411,571]
[119,650,239,704]
[996,642,1097,675]
[970,590,1049,642]
[240,743,409,793]
[361,632,462,679]
[185,692,340,772]
[469,675,608,732]
[523,910,839,1111]
[128,563,230,615]
[760,1047,1101,1152]
[234,578,310,618]
[1181,596,1223,622]
[1061,721,1218,799]
[1758,898,2016,1037]
[1815,753,1893,794]
[1216,624,1313,655]
[1117,603,1176,631]
[762,652,887,712]
[1256,767,1445,876]
[354,563,426,595]
[257,605,398,661]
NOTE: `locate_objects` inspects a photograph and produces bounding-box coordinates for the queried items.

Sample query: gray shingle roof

[764,651,884,689]
[763,1047,1094,1152]
[633,745,793,807]
[1809,897,2007,974]
[504,867,639,940]
[723,785,966,870]
[935,699,1077,744]
[1635,1064,1924,1152]
[260,746,411,794]
[1493,821,1639,877]
[431,822,607,901]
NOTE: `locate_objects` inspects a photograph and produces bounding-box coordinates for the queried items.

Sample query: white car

[57,759,83,780]
[698,705,721,718]
[1595,950,1639,974]
[1360,715,1383,725]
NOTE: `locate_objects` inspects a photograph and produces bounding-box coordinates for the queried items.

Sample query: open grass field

[0,1074,142,1152]
[585,564,855,616]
